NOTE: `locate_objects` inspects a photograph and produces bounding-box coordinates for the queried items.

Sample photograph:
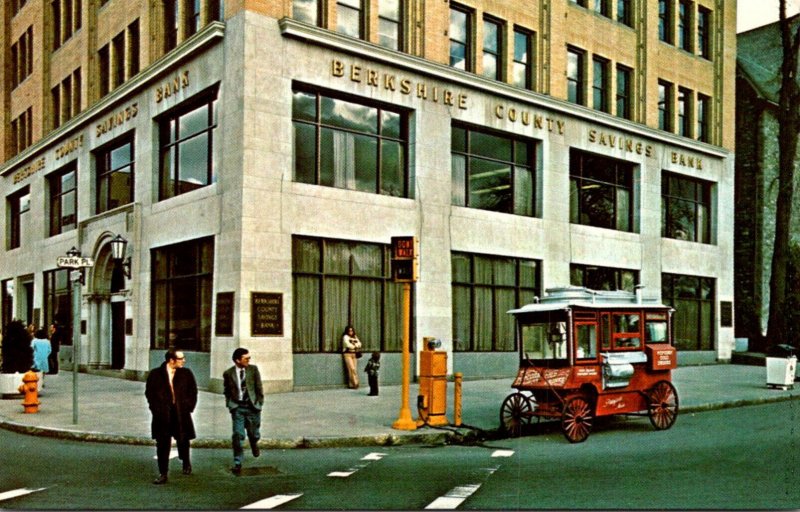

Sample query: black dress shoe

[182,463,192,475]
[251,443,260,458]
[152,474,168,485]
[232,465,242,476]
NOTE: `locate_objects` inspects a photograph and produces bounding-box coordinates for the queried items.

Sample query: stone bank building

[1,0,736,392]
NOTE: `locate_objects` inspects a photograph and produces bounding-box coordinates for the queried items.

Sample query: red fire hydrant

[18,370,40,413]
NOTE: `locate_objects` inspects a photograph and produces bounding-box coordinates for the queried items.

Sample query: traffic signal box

[391,236,418,282]
[417,337,448,427]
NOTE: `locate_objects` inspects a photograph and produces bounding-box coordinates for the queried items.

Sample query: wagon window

[612,313,641,349]
[645,321,667,343]
[575,323,597,360]
[521,321,567,361]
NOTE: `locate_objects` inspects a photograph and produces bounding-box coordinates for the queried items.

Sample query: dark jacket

[145,362,198,440]
[223,364,264,411]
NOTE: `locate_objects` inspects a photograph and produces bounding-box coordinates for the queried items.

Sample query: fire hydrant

[18,370,40,413]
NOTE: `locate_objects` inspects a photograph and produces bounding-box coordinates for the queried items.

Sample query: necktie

[239,368,249,402]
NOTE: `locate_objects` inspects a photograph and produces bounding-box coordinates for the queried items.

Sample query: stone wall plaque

[251,292,283,336]
[215,292,234,336]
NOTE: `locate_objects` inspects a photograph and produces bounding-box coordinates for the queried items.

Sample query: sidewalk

[0,364,798,448]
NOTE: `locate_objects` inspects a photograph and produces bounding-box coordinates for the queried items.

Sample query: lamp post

[66,246,82,425]
[109,234,131,278]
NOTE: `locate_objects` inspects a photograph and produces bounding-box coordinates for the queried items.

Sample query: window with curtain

[569,149,635,232]
[292,236,405,353]
[96,135,134,214]
[662,273,714,351]
[151,237,214,351]
[293,87,408,197]
[661,171,712,244]
[451,124,536,217]
[158,89,218,200]
[49,163,78,236]
[44,269,72,345]
[452,252,540,352]
[570,264,638,292]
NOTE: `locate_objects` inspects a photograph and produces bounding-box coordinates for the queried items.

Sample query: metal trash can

[766,344,797,390]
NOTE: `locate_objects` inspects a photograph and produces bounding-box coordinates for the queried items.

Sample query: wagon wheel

[499,392,533,438]
[561,395,594,443]
[648,380,679,430]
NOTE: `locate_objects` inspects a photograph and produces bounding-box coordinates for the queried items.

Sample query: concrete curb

[2,393,797,448]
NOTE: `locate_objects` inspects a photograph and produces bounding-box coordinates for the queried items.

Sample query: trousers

[230,402,261,465]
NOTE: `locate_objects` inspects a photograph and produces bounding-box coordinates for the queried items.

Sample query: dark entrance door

[111,301,125,369]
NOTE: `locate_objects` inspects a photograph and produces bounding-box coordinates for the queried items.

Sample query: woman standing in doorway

[341,325,362,389]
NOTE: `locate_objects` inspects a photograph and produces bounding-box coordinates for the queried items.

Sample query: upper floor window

[158,90,218,200]
[594,0,611,18]
[512,28,535,90]
[52,0,82,50]
[452,125,536,217]
[450,5,473,71]
[293,0,319,25]
[452,252,540,352]
[567,47,586,105]
[378,0,402,50]
[11,108,33,155]
[99,20,141,98]
[696,93,711,143]
[677,86,692,137]
[337,0,364,39]
[482,17,503,80]
[163,0,178,52]
[678,0,692,52]
[570,0,588,7]
[658,80,673,132]
[51,68,82,129]
[616,64,632,120]
[662,172,712,244]
[209,0,224,21]
[49,164,78,236]
[7,187,30,250]
[617,0,633,27]
[11,27,34,89]
[659,0,673,44]
[592,56,610,113]
[570,149,635,232]
[292,88,408,197]
[12,0,29,16]
[697,7,711,59]
[96,135,134,214]
[186,0,201,37]
[570,264,638,292]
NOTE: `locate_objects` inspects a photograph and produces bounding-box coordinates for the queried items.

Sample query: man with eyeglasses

[145,347,198,484]
[223,347,264,475]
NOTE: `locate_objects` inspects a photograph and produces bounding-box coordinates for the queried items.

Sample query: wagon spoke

[561,396,594,443]
[500,393,533,438]
[648,381,679,431]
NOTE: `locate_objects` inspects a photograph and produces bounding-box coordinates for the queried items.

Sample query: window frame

[661,171,712,244]
[157,89,219,200]
[378,0,402,50]
[449,4,473,72]
[659,0,673,44]
[48,163,78,236]
[661,273,715,351]
[592,56,610,113]
[677,86,692,138]
[658,80,674,132]
[696,93,711,143]
[7,186,30,250]
[567,46,586,106]
[482,16,504,81]
[95,134,135,214]
[615,64,632,120]
[570,263,639,293]
[336,0,365,39]
[678,0,693,52]
[697,7,711,59]
[512,27,535,90]
[569,149,636,233]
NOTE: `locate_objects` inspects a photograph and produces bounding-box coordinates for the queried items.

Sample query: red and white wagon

[500,286,679,442]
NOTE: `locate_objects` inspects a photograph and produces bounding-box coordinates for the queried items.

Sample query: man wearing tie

[145,348,198,485]
[223,347,264,475]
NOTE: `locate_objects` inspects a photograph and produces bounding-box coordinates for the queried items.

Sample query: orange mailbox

[417,337,448,426]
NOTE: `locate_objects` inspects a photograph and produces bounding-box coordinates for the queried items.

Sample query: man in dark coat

[223,347,264,475]
[145,348,197,485]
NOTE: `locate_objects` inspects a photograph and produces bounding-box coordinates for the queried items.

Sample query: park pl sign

[56,256,95,268]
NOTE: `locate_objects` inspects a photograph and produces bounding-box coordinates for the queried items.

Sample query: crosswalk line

[491,450,515,457]
[361,452,387,461]
[425,484,481,509]
[241,493,303,509]
[0,488,46,502]
[327,470,357,477]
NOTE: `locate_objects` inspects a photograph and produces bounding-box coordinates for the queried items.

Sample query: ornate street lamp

[109,235,131,278]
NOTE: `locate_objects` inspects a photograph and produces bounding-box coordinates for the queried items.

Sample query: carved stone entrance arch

[88,232,128,370]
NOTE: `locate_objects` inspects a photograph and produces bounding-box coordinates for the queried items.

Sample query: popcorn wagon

[500,287,679,443]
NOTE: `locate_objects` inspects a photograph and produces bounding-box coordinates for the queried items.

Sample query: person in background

[364,351,381,396]
[223,348,264,476]
[341,325,362,389]
[145,349,198,485]
[31,329,52,386]
[47,322,63,375]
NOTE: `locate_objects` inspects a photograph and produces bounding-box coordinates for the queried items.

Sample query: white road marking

[491,449,515,457]
[241,493,303,509]
[361,452,387,460]
[0,488,46,502]
[152,449,179,460]
[425,484,481,509]
[327,470,357,477]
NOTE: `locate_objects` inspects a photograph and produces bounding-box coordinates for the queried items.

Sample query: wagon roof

[508,286,671,315]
